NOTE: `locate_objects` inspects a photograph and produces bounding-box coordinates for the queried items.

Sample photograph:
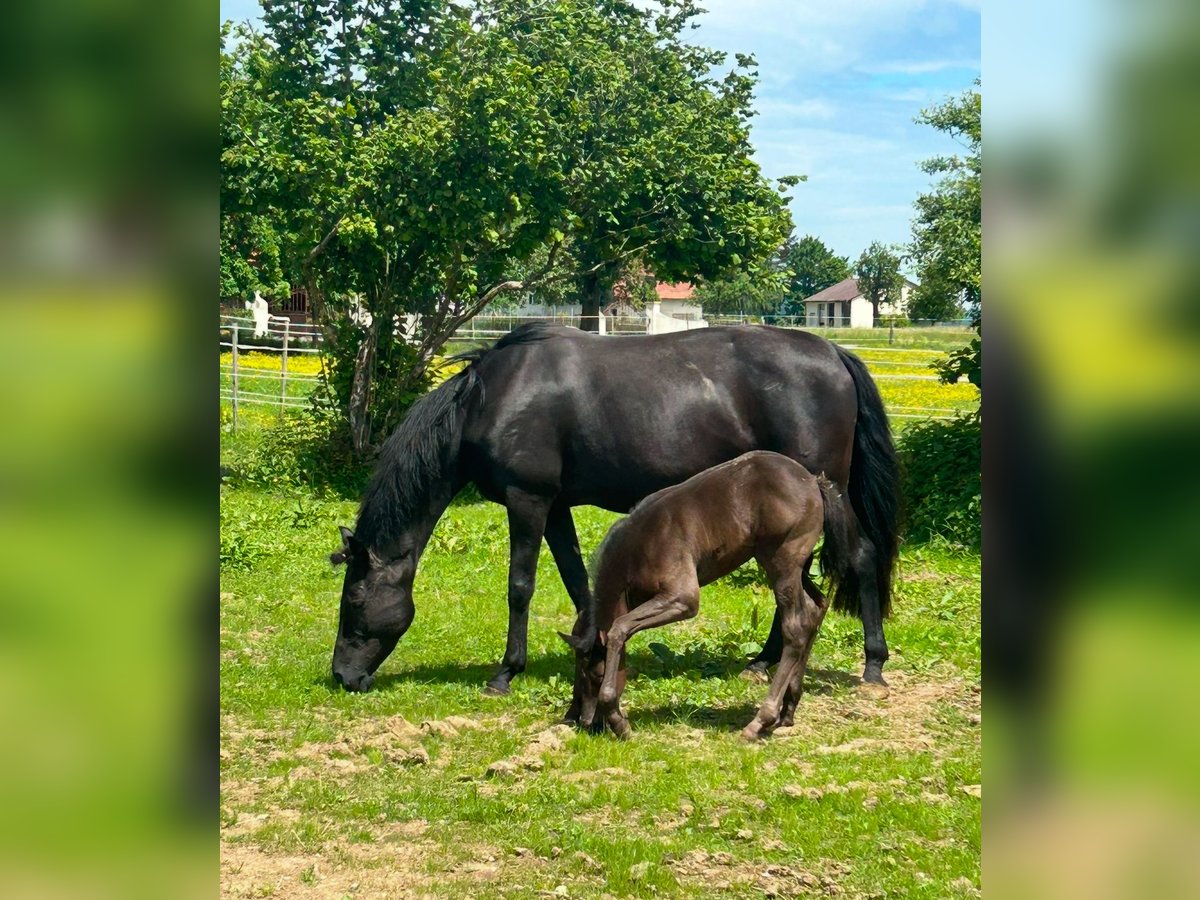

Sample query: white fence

[219,313,975,427]
[219,315,323,428]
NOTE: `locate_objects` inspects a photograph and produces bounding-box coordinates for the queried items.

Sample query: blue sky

[221,0,979,269]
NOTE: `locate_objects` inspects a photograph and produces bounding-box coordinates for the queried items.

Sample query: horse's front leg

[484,491,552,696]
[544,502,594,723]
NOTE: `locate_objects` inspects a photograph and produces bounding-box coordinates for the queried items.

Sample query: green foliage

[229,405,370,498]
[691,267,786,316]
[898,414,981,548]
[853,241,904,326]
[778,235,851,315]
[908,81,980,362]
[221,2,794,446]
[932,323,981,389]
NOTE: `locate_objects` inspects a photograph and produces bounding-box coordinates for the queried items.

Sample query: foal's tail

[833,345,901,617]
[817,476,854,600]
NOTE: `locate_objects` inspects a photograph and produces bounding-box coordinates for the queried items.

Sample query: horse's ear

[330,526,361,567]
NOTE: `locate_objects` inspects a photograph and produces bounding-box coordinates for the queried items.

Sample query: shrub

[230,405,370,498]
[897,414,981,548]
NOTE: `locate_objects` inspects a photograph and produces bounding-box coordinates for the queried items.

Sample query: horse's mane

[353,323,559,550]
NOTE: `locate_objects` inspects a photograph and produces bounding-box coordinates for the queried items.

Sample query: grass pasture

[220,452,981,897]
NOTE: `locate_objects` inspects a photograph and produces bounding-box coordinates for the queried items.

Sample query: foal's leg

[777,571,830,728]
[742,571,824,740]
[543,502,593,722]
[485,490,552,696]
[597,586,700,738]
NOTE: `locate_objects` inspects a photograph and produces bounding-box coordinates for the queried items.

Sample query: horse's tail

[832,345,901,617]
[816,475,853,600]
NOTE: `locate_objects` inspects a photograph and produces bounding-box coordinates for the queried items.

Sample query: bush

[230,405,370,498]
[898,414,980,548]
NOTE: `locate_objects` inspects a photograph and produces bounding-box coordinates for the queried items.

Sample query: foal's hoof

[740,723,767,742]
[740,663,770,684]
[856,680,890,700]
[482,681,511,697]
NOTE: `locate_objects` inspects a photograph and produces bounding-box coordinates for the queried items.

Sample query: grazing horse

[328,324,898,704]
[561,451,850,739]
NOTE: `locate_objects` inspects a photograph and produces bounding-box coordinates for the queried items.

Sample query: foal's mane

[353,323,558,550]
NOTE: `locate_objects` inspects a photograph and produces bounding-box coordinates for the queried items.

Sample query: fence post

[889,320,895,346]
[280,318,290,417]
[230,323,240,431]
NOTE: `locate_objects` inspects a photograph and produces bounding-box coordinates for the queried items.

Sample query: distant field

[220,327,979,428]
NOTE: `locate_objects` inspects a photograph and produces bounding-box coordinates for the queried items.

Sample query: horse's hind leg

[598,585,700,737]
[544,502,593,722]
[485,490,552,696]
[849,525,890,696]
[743,611,782,683]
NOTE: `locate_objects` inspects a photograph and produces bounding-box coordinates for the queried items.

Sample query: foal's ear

[558,631,589,651]
[329,526,361,566]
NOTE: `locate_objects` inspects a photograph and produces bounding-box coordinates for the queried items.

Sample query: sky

[220,0,980,268]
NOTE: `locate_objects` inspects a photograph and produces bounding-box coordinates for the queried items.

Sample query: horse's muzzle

[333,668,376,693]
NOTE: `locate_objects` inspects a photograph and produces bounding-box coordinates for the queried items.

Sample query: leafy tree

[692,268,787,317]
[853,241,904,326]
[909,81,980,380]
[778,235,851,316]
[221,1,794,453]
[219,24,290,302]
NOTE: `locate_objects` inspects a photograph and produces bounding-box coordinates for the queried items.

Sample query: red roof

[655,281,695,300]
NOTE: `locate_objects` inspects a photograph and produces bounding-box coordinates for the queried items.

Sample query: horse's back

[463,326,857,506]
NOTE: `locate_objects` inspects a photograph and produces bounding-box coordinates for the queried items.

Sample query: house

[652,282,704,321]
[801,277,915,328]
[510,278,707,333]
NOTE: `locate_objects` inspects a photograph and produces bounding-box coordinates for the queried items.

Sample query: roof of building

[655,281,695,301]
[803,277,863,304]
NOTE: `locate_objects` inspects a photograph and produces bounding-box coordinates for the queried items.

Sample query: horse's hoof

[856,680,890,700]
[740,665,770,684]
[610,720,632,741]
[482,681,511,697]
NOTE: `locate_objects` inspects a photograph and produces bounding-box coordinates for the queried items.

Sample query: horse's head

[328,526,415,692]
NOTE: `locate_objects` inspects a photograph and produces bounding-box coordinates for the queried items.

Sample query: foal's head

[560,630,625,730]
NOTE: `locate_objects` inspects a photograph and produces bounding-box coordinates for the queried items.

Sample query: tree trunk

[870,298,881,327]
[579,269,606,333]
[348,320,379,455]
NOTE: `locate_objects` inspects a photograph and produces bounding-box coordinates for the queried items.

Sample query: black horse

[329,323,899,704]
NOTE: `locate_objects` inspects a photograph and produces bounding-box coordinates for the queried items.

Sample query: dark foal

[563,451,852,740]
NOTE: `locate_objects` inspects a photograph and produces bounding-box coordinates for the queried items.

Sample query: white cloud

[856,58,980,75]
[754,97,837,121]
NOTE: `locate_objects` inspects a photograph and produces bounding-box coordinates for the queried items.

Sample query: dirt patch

[483,724,574,779]
[668,848,849,896]
[220,839,436,899]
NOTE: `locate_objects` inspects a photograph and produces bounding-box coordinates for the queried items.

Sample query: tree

[909,81,980,381]
[854,242,904,326]
[219,24,290,302]
[221,1,794,453]
[692,268,787,317]
[778,235,851,316]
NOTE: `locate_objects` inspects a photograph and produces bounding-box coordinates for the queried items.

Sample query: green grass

[220,438,980,897]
